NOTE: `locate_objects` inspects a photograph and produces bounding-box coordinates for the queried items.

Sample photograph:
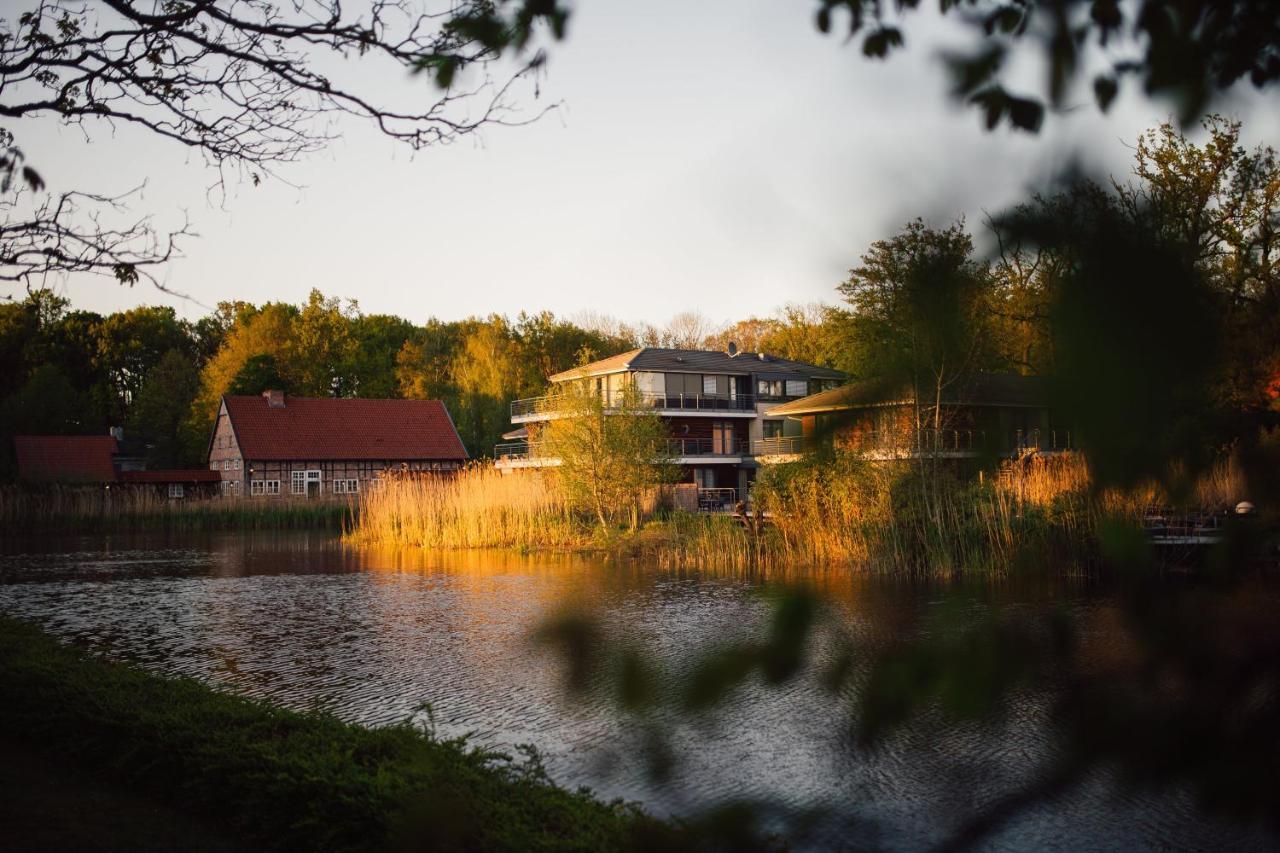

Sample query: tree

[289,290,358,397]
[839,219,993,435]
[189,301,297,429]
[396,319,463,402]
[349,314,418,399]
[94,306,192,422]
[540,383,674,531]
[449,318,522,458]
[0,363,83,435]
[226,353,288,397]
[1113,116,1280,410]
[0,0,563,288]
[129,348,201,467]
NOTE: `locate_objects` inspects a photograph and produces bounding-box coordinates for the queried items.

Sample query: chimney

[726,341,738,357]
[757,352,769,362]
[263,389,286,408]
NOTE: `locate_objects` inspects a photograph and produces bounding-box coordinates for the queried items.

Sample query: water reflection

[0,531,1274,851]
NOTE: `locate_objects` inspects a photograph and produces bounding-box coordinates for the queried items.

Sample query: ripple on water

[0,532,1275,852]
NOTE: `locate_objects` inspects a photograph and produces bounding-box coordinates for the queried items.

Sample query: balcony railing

[698,487,738,511]
[665,437,748,457]
[751,436,808,456]
[495,438,747,461]
[511,392,757,418]
[494,442,532,459]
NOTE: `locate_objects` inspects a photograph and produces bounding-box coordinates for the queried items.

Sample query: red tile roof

[120,469,222,484]
[221,395,469,461]
[13,435,119,483]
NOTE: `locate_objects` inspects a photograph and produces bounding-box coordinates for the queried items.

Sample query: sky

[13,0,1280,328]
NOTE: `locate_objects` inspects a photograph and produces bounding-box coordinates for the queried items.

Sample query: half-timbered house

[207,390,468,496]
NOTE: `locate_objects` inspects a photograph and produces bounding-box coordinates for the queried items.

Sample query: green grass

[0,617,675,852]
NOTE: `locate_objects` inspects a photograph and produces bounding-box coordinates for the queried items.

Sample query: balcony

[510,392,757,422]
[494,438,748,467]
[751,436,808,457]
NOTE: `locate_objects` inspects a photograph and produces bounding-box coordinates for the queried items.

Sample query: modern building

[208,390,468,496]
[495,346,845,503]
[760,373,1067,460]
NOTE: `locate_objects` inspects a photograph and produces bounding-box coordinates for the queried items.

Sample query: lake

[1,530,1274,851]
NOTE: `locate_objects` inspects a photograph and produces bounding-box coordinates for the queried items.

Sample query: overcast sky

[15,0,1280,327]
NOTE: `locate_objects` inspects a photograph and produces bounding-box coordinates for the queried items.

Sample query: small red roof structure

[219,394,469,461]
[13,435,119,483]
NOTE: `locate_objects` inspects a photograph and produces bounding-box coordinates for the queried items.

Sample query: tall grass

[348,454,1250,576]
[349,466,590,549]
[0,485,352,532]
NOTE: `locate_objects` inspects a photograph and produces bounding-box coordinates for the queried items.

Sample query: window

[209,462,218,471]
[702,375,717,395]
[265,480,280,495]
[233,458,241,470]
[333,478,359,494]
[763,420,785,439]
[221,459,230,471]
[757,379,784,398]
[785,379,807,398]
[251,480,264,495]
[168,483,184,499]
[291,471,307,494]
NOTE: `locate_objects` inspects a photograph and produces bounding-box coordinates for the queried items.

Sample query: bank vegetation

[0,616,674,852]
[348,453,1252,575]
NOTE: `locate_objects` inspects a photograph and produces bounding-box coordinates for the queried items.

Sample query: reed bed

[0,485,352,531]
[349,466,589,549]
[348,453,1250,576]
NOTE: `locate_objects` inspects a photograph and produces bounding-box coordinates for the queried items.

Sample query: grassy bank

[0,486,353,532]
[349,455,1250,575]
[0,617,670,852]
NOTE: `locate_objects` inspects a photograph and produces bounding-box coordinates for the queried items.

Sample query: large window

[762,420,785,439]
[785,379,807,398]
[332,478,359,494]
[757,379,784,399]
[291,470,307,494]
[168,483,184,499]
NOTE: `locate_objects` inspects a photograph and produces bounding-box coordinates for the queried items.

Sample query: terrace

[494,437,750,468]
[510,392,758,422]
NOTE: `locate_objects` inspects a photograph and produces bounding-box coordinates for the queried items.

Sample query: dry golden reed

[349,466,587,549]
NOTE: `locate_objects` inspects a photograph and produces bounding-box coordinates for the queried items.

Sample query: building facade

[208,391,468,496]
[761,374,1068,460]
[495,346,845,503]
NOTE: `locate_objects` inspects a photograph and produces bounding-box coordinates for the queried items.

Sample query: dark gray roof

[767,373,1048,415]
[549,347,845,382]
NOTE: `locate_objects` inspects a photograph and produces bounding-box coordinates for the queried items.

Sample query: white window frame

[251,480,265,496]
[265,480,281,495]
[168,483,184,499]
[333,478,359,494]
[292,470,321,495]
[209,462,218,470]
[233,458,241,470]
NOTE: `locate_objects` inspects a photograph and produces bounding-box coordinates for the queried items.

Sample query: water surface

[1,531,1274,851]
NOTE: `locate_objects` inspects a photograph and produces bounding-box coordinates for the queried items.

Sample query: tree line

[2,117,1276,477]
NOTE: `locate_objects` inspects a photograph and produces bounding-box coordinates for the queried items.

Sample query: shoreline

[0,617,673,852]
